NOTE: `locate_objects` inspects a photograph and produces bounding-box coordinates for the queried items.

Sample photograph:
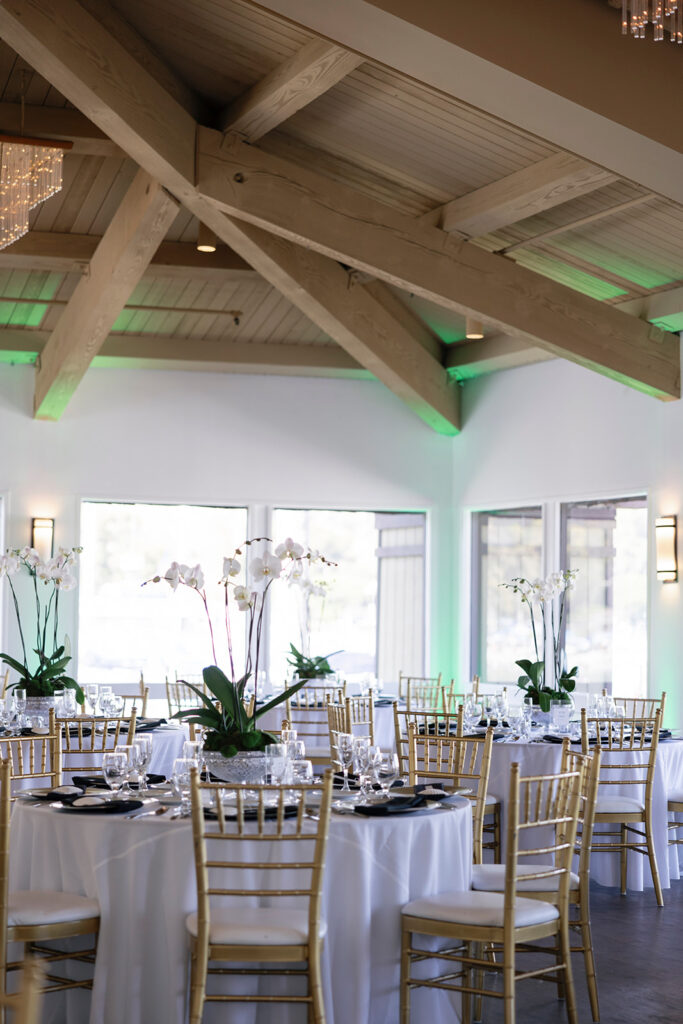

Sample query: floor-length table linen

[486,737,683,891]
[9,796,472,1024]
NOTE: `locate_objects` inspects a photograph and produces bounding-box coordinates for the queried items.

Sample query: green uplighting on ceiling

[551,242,673,291]
[0,349,37,365]
[0,274,62,328]
[519,252,626,301]
[652,313,683,332]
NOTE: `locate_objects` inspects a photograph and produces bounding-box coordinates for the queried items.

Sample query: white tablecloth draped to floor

[9,795,472,1024]
[486,737,683,892]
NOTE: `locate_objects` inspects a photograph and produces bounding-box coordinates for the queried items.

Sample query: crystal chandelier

[618,1,683,42]
[0,135,69,250]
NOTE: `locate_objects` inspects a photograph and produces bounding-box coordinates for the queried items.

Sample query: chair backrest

[0,670,8,699]
[345,692,375,744]
[604,691,666,719]
[442,690,468,715]
[326,702,347,769]
[189,768,333,952]
[581,707,661,806]
[120,687,149,718]
[560,738,601,885]
[393,706,462,776]
[166,676,205,717]
[398,672,442,701]
[286,687,344,753]
[408,723,493,863]
[505,761,585,925]
[405,680,453,712]
[0,710,62,797]
[58,709,137,773]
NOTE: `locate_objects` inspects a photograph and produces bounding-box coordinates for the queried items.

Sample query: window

[561,497,647,695]
[78,501,248,686]
[472,507,543,684]
[268,509,425,685]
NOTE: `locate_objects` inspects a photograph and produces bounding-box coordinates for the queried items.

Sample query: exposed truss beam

[34,169,179,419]
[0,0,458,433]
[1,231,255,277]
[435,153,617,239]
[195,128,679,400]
[0,329,366,377]
[618,286,683,324]
[445,335,554,380]
[0,101,123,156]
[220,37,362,140]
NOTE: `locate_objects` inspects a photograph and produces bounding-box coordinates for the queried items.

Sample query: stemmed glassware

[375,751,399,798]
[114,744,135,798]
[102,751,129,800]
[336,733,354,792]
[172,756,198,816]
[494,693,508,727]
[84,685,98,716]
[14,689,26,729]
[482,694,496,730]
[133,736,153,793]
[464,697,482,733]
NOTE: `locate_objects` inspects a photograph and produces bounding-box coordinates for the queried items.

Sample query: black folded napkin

[417,723,458,736]
[542,734,566,744]
[72,773,165,790]
[374,698,397,707]
[204,804,300,822]
[353,794,428,816]
[134,718,167,733]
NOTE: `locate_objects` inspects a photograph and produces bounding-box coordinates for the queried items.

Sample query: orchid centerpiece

[0,545,84,704]
[144,537,334,757]
[501,569,579,712]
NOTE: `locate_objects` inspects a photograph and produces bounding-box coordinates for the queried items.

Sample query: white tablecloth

[487,737,683,892]
[10,795,472,1024]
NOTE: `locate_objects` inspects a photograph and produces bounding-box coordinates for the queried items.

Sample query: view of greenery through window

[78,502,248,686]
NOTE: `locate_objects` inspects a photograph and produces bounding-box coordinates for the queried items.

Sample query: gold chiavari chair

[344,692,375,744]
[286,686,344,766]
[166,677,205,718]
[0,761,100,1005]
[667,789,683,849]
[0,673,8,700]
[57,709,137,775]
[0,957,43,1024]
[404,680,454,712]
[120,689,149,719]
[407,723,493,864]
[326,702,347,770]
[581,706,664,906]
[602,690,666,719]
[393,706,462,778]
[0,710,62,798]
[400,761,585,1024]
[187,768,333,1024]
[398,672,442,702]
[471,740,603,1022]
[442,689,469,715]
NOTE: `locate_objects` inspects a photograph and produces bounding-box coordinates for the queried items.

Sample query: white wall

[453,358,683,731]
[0,364,455,679]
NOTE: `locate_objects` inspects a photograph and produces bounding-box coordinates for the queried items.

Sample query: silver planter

[203,750,267,783]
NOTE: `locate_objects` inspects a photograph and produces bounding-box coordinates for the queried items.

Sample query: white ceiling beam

[0,0,458,433]
[435,153,617,239]
[195,128,679,400]
[220,37,362,140]
[34,169,179,419]
[253,0,683,206]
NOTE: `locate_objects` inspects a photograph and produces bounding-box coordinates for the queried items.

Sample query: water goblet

[494,693,509,727]
[375,751,399,798]
[182,740,201,762]
[62,688,77,716]
[336,733,354,792]
[482,694,496,730]
[84,685,98,716]
[464,697,482,733]
[133,736,153,792]
[53,689,65,717]
[14,688,26,725]
[265,743,289,784]
[114,744,134,797]
[172,756,198,816]
[102,751,129,800]
[290,759,314,784]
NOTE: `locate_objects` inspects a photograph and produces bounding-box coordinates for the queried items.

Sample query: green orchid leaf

[180,680,221,715]
[202,666,246,732]
[515,659,533,675]
[538,691,552,713]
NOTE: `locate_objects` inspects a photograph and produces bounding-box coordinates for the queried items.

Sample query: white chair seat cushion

[402,890,559,928]
[185,907,327,946]
[471,863,579,892]
[484,793,501,808]
[596,795,644,815]
[8,890,100,927]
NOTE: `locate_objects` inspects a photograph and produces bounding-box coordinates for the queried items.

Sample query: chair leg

[554,932,566,1002]
[645,820,664,908]
[580,916,600,1022]
[493,804,502,863]
[559,921,578,1024]
[473,941,484,1022]
[620,824,628,895]
[309,941,326,1024]
[399,924,410,1024]
[461,942,472,1024]
[502,934,515,1024]
[188,938,208,1024]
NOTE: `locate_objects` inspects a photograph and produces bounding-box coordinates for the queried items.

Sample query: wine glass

[375,751,399,798]
[62,688,77,716]
[482,694,496,730]
[102,751,128,800]
[84,685,98,716]
[14,689,26,728]
[172,756,197,816]
[495,693,508,727]
[353,738,374,801]
[290,759,314,783]
[114,744,134,797]
[265,743,289,784]
[464,697,482,733]
[133,736,153,792]
[336,733,354,792]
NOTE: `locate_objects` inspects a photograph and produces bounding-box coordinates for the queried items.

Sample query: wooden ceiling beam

[195,128,679,401]
[0,329,366,377]
[0,0,458,433]
[432,153,617,239]
[34,169,179,419]
[1,231,255,276]
[444,335,555,379]
[219,37,362,140]
[0,101,124,156]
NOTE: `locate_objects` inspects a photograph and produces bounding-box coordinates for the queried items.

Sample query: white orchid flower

[0,554,20,577]
[164,562,182,591]
[19,546,42,567]
[183,564,204,590]
[249,551,282,589]
[233,585,254,611]
[55,572,77,591]
[222,556,241,579]
[35,562,51,582]
[275,537,304,560]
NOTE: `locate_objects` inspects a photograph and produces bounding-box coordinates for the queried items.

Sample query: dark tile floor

[474,881,683,1024]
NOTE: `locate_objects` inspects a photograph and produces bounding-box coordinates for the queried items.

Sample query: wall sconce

[31,517,54,563]
[655,515,678,583]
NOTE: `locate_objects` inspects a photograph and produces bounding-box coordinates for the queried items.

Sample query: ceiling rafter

[34,168,179,419]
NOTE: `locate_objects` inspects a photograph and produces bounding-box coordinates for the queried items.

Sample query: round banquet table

[9,794,472,1024]
[486,736,683,891]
